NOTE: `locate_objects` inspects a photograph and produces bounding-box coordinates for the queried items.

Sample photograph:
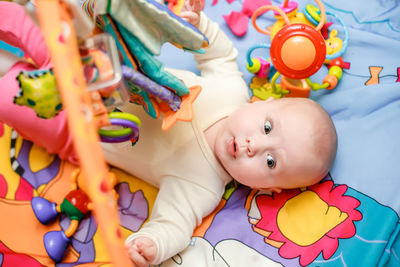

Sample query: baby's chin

[229,171,261,188]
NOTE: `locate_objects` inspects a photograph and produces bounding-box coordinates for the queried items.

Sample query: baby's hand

[180,0,202,28]
[126,237,157,267]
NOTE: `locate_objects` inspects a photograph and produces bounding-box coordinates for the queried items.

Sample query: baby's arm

[193,12,242,78]
[180,0,241,77]
[126,176,222,266]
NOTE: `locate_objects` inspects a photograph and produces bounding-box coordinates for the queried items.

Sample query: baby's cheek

[231,161,259,185]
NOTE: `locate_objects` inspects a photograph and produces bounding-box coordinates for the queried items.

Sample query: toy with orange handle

[35,0,134,265]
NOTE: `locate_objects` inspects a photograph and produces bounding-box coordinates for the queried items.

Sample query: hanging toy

[79,34,142,144]
[98,111,141,144]
[31,168,116,263]
[14,69,63,119]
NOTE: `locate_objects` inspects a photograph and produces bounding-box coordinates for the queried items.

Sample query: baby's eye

[266,154,275,168]
[264,120,272,134]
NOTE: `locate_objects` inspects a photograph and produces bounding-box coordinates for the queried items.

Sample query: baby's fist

[126,237,157,267]
[180,0,202,28]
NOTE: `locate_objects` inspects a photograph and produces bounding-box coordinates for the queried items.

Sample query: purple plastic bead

[44,230,70,263]
[31,197,58,224]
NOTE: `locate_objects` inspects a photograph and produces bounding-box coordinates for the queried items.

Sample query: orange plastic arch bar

[36,1,134,266]
[314,0,326,32]
[251,5,291,35]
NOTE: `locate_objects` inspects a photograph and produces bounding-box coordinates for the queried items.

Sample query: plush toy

[0,1,79,163]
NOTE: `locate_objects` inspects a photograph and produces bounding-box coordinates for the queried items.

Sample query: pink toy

[254,57,271,78]
[223,0,271,36]
[223,11,249,36]
[0,1,77,163]
[273,0,298,15]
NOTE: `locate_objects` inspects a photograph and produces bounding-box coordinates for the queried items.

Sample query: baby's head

[213,97,337,193]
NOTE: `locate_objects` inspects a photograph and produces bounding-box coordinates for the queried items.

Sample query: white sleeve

[194,12,242,78]
[125,176,222,264]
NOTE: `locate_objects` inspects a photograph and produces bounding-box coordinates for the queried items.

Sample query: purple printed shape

[116,182,149,232]
[16,139,61,189]
[204,185,301,266]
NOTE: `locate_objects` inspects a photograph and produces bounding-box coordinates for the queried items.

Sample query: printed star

[160,85,202,131]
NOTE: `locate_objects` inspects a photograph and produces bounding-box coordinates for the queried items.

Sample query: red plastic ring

[270,23,326,79]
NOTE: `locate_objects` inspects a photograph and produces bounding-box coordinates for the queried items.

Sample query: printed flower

[252,180,362,266]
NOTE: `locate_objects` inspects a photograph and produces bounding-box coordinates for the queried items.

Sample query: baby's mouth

[228,138,237,158]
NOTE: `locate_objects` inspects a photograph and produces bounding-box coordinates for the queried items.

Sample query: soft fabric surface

[1,0,400,266]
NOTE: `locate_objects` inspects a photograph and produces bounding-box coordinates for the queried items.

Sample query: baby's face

[213,98,336,192]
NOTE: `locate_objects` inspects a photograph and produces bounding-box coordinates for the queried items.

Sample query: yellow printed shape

[277,190,348,246]
[0,126,22,199]
[326,29,343,55]
[29,143,56,172]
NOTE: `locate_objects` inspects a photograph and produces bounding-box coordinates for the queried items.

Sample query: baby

[100,0,337,266]
[0,1,337,266]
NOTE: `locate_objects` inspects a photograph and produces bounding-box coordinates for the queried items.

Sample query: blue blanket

[1,0,399,266]
[157,0,400,266]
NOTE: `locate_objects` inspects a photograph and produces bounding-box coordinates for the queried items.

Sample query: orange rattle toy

[251,0,326,79]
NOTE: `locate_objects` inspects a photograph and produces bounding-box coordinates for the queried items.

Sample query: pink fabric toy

[0,2,77,164]
[223,0,271,36]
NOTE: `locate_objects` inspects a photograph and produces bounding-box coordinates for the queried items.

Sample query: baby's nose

[246,137,256,157]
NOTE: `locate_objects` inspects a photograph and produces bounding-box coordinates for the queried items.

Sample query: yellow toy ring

[108,112,141,126]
